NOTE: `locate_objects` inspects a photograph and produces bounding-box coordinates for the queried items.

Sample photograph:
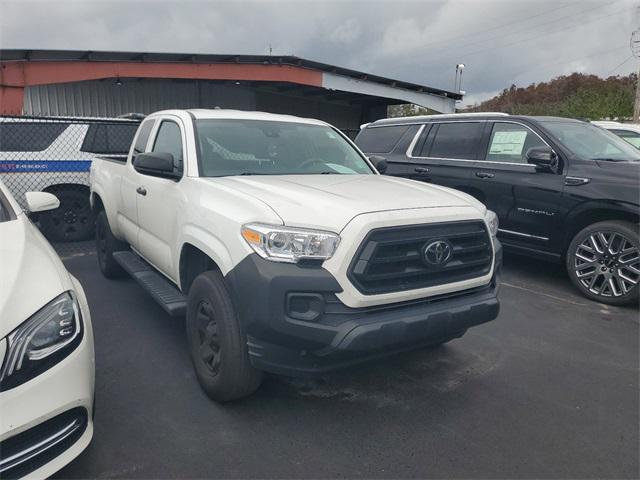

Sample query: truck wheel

[566,220,639,306]
[186,271,263,402]
[39,189,95,242]
[95,210,128,279]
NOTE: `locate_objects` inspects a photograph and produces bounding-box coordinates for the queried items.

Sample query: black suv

[356,113,640,305]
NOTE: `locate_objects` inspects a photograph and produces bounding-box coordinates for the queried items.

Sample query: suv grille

[348,221,493,295]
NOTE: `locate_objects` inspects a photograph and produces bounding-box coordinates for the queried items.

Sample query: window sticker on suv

[484,123,546,164]
[489,130,528,156]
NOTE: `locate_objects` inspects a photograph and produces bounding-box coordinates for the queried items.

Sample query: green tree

[464,73,636,120]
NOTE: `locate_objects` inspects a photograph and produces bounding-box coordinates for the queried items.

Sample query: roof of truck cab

[152,109,329,126]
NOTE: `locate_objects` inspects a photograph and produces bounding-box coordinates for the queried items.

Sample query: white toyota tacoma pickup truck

[90,109,501,402]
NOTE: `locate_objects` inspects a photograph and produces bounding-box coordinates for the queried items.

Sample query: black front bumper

[225,241,501,376]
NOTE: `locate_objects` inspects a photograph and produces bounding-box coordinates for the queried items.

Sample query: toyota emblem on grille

[423,240,452,266]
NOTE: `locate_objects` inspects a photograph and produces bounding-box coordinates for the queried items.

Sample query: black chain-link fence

[0,115,140,256]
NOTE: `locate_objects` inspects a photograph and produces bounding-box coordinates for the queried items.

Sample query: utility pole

[635,64,640,123]
[632,8,640,122]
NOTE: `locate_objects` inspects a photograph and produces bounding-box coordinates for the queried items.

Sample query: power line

[409,0,584,51]
[506,45,629,79]
[422,0,620,57]
[606,55,635,76]
[419,6,628,66]
[462,8,627,59]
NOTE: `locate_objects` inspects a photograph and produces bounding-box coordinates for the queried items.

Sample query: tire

[39,188,95,242]
[566,220,640,306]
[186,270,263,402]
[95,210,128,279]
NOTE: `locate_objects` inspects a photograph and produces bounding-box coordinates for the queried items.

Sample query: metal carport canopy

[0,50,461,115]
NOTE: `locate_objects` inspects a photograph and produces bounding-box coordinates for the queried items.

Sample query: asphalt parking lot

[54,244,638,479]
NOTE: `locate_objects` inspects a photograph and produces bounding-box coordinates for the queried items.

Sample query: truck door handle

[475,171,494,179]
[414,167,430,175]
[136,186,147,196]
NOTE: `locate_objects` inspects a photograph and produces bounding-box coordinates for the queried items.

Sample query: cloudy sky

[0,0,637,106]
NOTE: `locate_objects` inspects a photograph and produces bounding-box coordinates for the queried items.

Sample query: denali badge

[424,240,452,266]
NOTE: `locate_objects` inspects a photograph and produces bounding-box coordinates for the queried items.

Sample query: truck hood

[213,174,484,232]
[0,215,70,338]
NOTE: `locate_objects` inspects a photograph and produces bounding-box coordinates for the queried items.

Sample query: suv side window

[132,120,155,156]
[0,122,69,152]
[356,125,410,154]
[425,122,483,160]
[483,122,546,164]
[152,120,184,176]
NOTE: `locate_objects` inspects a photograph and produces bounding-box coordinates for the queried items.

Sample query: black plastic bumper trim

[226,242,501,376]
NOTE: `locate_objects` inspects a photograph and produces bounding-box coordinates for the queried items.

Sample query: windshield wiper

[239,172,272,175]
[320,171,339,174]
[592,157,625,162]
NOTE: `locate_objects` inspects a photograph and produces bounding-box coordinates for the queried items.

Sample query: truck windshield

[539,120,640,162]
[195,119,374,176]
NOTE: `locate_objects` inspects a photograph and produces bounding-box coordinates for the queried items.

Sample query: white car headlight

[484,210,499,237]
[241,223,340,263]
[0,292,82,391]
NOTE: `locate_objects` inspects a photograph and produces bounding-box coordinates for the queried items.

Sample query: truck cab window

[484,122,546,164]
[81,123,139,155]
[152,121,184,175]
[132,120,155,156]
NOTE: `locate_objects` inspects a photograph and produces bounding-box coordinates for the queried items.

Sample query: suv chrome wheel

[574,231,639,298]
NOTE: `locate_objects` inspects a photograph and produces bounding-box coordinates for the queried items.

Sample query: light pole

[455,63,465,93]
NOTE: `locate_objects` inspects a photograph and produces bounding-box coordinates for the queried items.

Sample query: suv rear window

[356,125,410,153]
[81,123,139,155]
[0,122,69,152]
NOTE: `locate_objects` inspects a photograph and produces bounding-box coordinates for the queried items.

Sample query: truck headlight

[0,292,82,391]
[484,210,499,237]
[241,223,340,263]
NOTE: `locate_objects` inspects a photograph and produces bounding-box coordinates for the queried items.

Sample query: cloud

[0,0,636,104]
[328,18,362,45]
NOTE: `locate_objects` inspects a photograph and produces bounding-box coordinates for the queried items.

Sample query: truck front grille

[348,221,493,295]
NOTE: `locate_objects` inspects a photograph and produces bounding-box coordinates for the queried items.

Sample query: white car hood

[212,174,484,232]
[0,215,70,338]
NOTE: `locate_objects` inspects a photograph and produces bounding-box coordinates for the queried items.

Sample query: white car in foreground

[0,180,94,479]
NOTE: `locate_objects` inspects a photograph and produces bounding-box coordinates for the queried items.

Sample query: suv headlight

[0,292,82,391]
[241,223,340,263]
[484,210,499,237]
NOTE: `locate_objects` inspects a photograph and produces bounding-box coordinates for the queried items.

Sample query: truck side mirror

[369,155,388,174]
[526,146,558,173]
[133,152,177,178]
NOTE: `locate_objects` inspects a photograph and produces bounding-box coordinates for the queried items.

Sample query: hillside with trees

[463,73,635,119]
